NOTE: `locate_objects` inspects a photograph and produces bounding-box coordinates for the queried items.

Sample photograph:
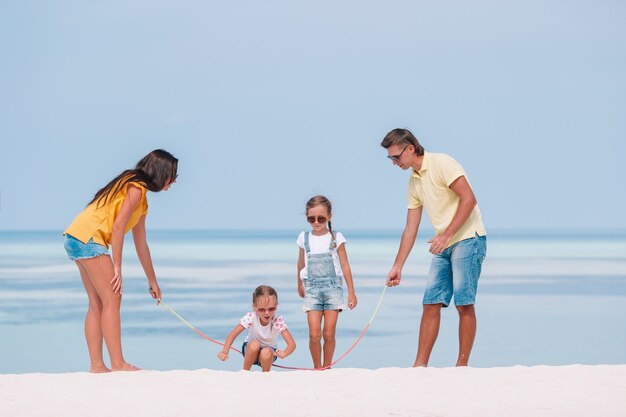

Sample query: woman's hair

[88,149,178,207]
[252,285,278,305]
[306,195,337,249]
[380,128,425,156]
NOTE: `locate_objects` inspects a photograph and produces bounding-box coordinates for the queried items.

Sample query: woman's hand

[111,265,123,294]
[297,282,305,298]
[148,281,162,303]
[275,349,286,359]
[217,351,229,361]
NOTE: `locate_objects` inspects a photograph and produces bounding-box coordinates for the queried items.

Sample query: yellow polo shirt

[64,181,149,249]
[407,152,486,247]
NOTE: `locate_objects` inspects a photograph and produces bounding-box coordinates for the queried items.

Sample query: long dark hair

[88,149,178,207]
[306,195,337,249]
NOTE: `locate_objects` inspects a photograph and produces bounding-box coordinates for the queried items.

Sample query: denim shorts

[423,234,487,307]
[63,234,109,261]
[302,276,345,312]
[241,342,277,366]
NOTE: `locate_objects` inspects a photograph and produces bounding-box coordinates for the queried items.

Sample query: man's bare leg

[456,304,476,366]
[413,303,443,367]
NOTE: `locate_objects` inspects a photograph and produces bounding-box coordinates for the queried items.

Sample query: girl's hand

[274,349,286,359]
[111,266,122,294]
[297,282,305,298]
[148,281,162,304]
[347,292,358,310]
[217,351,229,361]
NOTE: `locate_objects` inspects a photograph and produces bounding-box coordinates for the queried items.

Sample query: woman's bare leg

[76,261,110,373]
[77,256,139,371]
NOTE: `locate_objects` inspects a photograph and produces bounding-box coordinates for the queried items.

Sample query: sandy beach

[2,365,625,417]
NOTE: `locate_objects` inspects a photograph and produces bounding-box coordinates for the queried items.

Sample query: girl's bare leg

[78,256,139,371]
[258,347,274,372]
[307,311,323,368]
[322,310,339,368]
[243,340,261,370]
[76,261,110,373]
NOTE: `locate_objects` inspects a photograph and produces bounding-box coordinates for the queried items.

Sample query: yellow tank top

[64,181,149,249]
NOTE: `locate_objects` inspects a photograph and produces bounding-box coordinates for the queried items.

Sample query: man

[381,128,487,367]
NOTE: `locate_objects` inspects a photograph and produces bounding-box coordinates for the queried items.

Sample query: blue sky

[1,1,625,232]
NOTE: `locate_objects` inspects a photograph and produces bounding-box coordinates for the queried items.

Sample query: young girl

[217,285,296,372]
[63,149,178,373]
[297,195,357,369]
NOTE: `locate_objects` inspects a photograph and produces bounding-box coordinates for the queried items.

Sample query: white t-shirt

[296,231,347,280]
[240,312,287,348]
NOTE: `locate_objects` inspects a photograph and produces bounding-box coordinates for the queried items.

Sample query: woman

[63,149,178,372]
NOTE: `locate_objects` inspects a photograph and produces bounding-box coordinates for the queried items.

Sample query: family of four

[63,128,487,373]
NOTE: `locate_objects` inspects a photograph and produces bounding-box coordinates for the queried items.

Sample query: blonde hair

[252,285,278,305]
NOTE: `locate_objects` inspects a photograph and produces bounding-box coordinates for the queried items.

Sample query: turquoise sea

[1,230,625,373]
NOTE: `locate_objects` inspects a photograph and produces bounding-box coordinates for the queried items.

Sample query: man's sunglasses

[387,144,410,161]
[307,216,328,224]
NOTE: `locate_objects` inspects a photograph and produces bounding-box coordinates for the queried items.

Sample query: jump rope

[158,284,388,371]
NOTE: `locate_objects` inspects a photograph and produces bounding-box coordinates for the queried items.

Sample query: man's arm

[428,175,477,254]
[387,207,422,286]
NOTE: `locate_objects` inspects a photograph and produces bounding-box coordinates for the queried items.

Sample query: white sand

[2,365,625,417]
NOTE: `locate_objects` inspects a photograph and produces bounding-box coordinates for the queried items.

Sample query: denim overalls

[302,232,344,312]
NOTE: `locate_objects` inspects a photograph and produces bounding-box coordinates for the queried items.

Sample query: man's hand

[387,265,402,287]
[428,233,451,255]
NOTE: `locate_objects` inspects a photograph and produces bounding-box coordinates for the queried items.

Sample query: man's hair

[380,128,425,156]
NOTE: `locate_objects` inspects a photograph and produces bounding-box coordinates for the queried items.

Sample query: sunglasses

[387,144,410,161]
[306,216,328,224]
[256,307,277,314]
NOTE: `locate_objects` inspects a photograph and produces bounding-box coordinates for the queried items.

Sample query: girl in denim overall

[297,195,357,369]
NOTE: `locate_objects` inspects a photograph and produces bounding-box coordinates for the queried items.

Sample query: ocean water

[1,230,625,374]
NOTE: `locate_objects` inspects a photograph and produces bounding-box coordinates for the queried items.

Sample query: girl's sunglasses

[256,307,277,314]
[307,216,327,224]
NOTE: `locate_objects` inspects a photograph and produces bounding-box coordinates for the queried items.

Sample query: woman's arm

[132,214,161,301]
[337,243,357,309]
[217,324,246,361]
[110,185,143,294]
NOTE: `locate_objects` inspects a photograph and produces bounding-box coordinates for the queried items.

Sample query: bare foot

[90,364,112,373]
[111,363,141,372]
